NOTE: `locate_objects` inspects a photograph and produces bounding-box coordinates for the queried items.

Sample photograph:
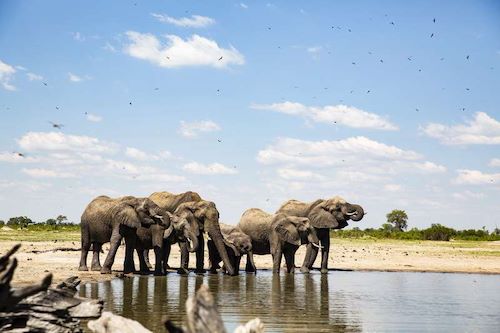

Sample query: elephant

[238,208,321,273]
[134,209,199,275]
[147,191,236,275]
[207,223,256,275]
[79,195,165,274]
[276,196,364,273]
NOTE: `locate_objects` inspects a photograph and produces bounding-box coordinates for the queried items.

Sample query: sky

[0,0,499,230]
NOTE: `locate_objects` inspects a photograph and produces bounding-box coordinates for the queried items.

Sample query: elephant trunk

[186,233,199,252]
[207,225,236,276]
[307,228,321,247]
[346,204,364,221]
[247,250,256,271]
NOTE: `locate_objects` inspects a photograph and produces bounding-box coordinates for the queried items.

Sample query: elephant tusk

[154,215,163,219]
[312,243,323,249]
[346,211,357,216]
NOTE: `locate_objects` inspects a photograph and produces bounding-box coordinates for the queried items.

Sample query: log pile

[0,244,103,332]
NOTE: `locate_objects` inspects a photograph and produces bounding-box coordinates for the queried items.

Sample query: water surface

[79,271,500,332]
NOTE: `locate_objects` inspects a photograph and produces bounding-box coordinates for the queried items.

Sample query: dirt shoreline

[2,238,499,286]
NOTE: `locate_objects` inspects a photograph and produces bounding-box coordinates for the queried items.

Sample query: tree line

[0,215,80,231]
[331,209,500,241]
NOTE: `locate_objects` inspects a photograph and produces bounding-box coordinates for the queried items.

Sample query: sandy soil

[2,238,499,287]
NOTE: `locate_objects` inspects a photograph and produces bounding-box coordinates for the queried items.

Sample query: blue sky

[1,0,499,229]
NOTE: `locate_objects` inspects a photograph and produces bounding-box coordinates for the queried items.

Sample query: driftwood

[0,244,103,332]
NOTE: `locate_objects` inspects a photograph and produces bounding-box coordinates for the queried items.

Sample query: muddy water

[79,270,500,332]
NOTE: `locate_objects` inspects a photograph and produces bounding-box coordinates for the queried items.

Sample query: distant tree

[380,223,394,232]
[56,215,68,224]
[493,227,500,236]
[0,220,4,227]
[45,218,57,226]
[7,216,34,229]
[386,209,408,231]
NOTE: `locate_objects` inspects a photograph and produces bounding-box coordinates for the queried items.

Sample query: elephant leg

[101,230,122,274]
[234,256,241,274]
[319,230,330,274]
[194,233,206,274]
[245,251,257,273]
[207,240,220,273]
[143,249,153,269]
[153,245,164,276]
[300,244,315,273]
[284,249,296,274]
[272,246,283,274]
[136,247,150,274]
[162,241,171,273]
[79,227,90,271]
[177,242,189,275]
[91,242,102,271]
[123,233,136,274]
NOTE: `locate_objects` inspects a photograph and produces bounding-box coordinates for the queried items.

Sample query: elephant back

[238,208,273,239]
[150,191,202,212]
[276,199,317,216]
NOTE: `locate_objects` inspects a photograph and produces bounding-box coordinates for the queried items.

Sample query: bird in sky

[352,62,356,65]
[433,18,436,23]
[217,139,222,143]
[42,82,48,86]
[14,152,25,157]
[129,102,132,106]
[49,121,64,129]
[55,106,60,110]
[165,56,170,60]
[380,59,384,63]
[154,87,159,91]
[466,55,470,60]
[390,21,395,25]
[407,56,412,61]
[430,33,434,38]
[367,90,371,93]
[218,56,223,61]
[415,108,419,112]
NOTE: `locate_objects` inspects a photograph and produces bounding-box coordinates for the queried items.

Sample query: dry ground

[1,229,499,286]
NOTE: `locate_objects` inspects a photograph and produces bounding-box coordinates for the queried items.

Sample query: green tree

[45,218,57,226]
[386,209,408,231]
[0,220,4,227]
[7,216,34,229]
[493,227,500,236]
[56,215,68,224]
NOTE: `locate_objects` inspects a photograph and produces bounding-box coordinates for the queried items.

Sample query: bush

[421,224,455,241]
[7,216,34,229]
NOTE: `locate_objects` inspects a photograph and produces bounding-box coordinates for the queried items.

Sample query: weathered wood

[0,244,103,332]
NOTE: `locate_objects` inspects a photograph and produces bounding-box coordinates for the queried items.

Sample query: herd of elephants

[78,191,365,276]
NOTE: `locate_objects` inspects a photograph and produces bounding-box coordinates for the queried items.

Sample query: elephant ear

[114,204,141,229]
[308,201,341,229]
[274,216,301,246]
[223,238,240,256]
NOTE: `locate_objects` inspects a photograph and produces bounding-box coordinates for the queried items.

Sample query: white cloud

[22,168,76,178]
[454,169,500,185]
[307,46,322,54]
[414,161,447,173]
[178,120,221,138]
[452,191,485,200]
[124,147,171,161]
[421,112,500,145]
[86,113,102,122]
[124,31,244,68]
[0,59,16,91]
[183,162,237,175]
[17,132,116,153]
[151,13,215,28]
[489,158,500,167]
[384,184,402,192]
[240,3,248,9]
[257,136,420,166]
[68,72,85,82]
[252,101,398,130]
[27,72,43,81]
[277,168,324,180]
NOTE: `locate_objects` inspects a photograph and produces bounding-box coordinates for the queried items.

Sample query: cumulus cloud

[17,132,116,153]
[252,101,398,130]
[421,112,500,145]
[415,161,447,173]
[0,152,38,163]
[257,136,420,166]
[27,72,43,81]
[489,158,500,167]
[0,59,16,91]
[384,184,402,192]
[85,113,102,122]
[151,13,215,28]
[183,162,237,175]
[22,168,76,178]
[452,191,485,200]
[124,31,244,68]
[454,169,500,185]
[125,147,171,161]
[68,72,85,82]
[277,168,324,180]
[178,120,221,138]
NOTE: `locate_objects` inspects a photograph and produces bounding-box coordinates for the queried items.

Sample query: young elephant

[207,223,256,275]
[135,210,199,275]
[79,196,164,274]
[238,209,321,273]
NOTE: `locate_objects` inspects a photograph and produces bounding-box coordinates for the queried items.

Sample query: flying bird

[218,56,223,61]
[351,62,356,65]
[42,82,48,86]
[440,57,444,61]
[217,139,222,143]
[348,28,352,32]
[129,102,132,106]
[380,59,384,63]
[390,21,395,25]
[165,56,170,60]
[55,106,60,110]
[430,33,434,38]
[154,87,159,91]
[366,90,371,94]
[415,108,419,112]
[407,56,412,61]
[433,18,436,23]
[466,55,470,60]
[14,152,25,157]
[49,121,64,129]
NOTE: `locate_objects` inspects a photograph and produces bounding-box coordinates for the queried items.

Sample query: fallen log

[0,244,103,332]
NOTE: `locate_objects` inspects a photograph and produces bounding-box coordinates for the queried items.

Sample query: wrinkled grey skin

[238,209,320,274]
[207,223,256,275]
[79,196,163,274]
[276,196,364,273]
[148,191,236,275]
[135,210,199,275]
